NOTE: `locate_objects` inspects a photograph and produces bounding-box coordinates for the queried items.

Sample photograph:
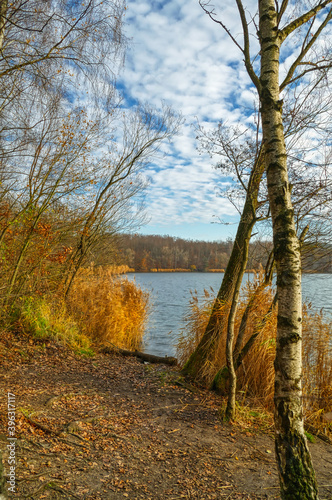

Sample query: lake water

[127,273,332,356]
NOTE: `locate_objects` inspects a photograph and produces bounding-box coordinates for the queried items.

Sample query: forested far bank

[114,233,332,273]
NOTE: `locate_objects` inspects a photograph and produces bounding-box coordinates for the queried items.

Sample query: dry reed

[176,272,332,437]
[68,266,149,350]
[149,268,192,272]
[302,303,332,436]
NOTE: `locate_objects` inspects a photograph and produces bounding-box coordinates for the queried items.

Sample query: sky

[118,1,258,242]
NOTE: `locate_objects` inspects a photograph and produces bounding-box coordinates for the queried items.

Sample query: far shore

[127,269,331,274]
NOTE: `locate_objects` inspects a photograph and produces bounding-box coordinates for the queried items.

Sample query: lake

[127,272,332,356]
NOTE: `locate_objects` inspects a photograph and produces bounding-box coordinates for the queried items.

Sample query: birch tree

[186,81,332,394]
[189,1,332,498]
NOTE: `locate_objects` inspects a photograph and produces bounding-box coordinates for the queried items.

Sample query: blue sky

[118,1,258,241]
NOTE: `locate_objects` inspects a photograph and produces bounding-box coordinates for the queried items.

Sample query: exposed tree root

[20,413,61,436]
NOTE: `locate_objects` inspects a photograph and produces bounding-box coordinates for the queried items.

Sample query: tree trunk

[225,245,247,419]
[259,2,318,498]
[101,345,177,365]
[182,148,264,381]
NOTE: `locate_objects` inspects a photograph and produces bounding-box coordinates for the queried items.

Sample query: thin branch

[280,8,332,91]
[235,0,261,92]
[2,10,55,33]
[199,1,261,92]
[0,1,93,78]
[277,0,289,26]
[199,0,244,53]
[281,63,331,91]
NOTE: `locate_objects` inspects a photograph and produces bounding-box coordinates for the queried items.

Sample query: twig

[238,435,274,462]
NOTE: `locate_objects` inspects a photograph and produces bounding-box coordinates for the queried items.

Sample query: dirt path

[0,332,331,499]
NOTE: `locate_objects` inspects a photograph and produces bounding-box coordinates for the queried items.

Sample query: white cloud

[113,1,332,243]
[120,1,258,239]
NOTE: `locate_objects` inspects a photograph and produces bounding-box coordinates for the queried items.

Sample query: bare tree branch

[276,0,289,26]
[279,1,332,42]
[235,0,261,92]
[280,8,332,91]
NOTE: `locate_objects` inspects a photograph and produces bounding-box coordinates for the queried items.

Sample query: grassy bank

[3,266,149,355]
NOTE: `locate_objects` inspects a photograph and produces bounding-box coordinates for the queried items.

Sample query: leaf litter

[0,330,331,499]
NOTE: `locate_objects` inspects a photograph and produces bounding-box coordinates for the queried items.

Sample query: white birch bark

[258,1,318,498]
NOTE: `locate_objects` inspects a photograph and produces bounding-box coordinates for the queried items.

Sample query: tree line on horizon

[114,233,332,273]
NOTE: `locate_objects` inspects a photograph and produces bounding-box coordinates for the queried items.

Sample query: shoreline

[127,270,331,274]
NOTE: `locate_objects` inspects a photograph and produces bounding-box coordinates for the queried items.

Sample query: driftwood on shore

[101,344,177,366]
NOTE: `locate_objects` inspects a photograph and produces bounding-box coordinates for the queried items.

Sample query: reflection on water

[127,273,332,357]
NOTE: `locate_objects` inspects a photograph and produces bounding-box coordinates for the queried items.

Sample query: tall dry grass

[176,272,332,437]
[177,273,276,395]
[67,266,149,350]
[102,264,135,275]
[302,304,332,433]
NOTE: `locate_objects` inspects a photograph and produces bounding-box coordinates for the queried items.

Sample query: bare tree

[0,2,182,308]
[0,1,125,304]
[64,104,182,296]
[0,101,101,303]
[0,0,125,82]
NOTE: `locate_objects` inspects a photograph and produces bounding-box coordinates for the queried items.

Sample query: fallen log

[101,344,177,366]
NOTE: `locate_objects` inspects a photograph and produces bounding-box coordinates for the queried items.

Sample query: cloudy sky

[118,1,258,241]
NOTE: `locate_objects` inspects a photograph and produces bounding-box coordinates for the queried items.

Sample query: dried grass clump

[176,288,216,369]
[177,271,276,397]
[176,272,332,437]
[302,304,332,436]
[68,267,149,350]
[233,277,276,408]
